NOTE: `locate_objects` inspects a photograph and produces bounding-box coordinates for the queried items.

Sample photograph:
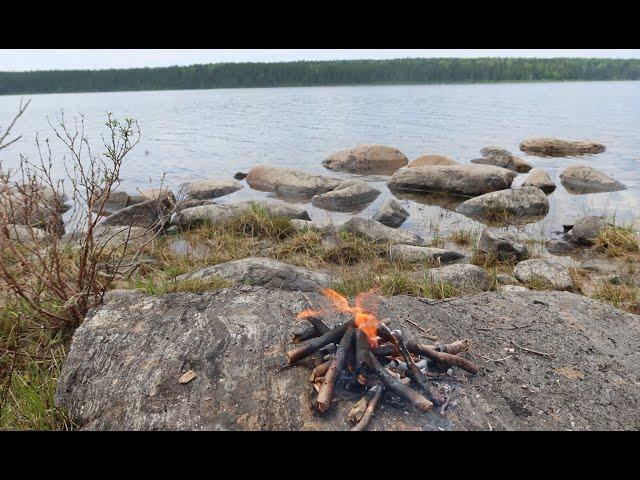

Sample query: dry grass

[594,225,639,258]
[591,281,639,314]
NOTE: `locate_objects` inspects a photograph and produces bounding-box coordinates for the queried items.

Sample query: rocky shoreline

[4,137,639,430]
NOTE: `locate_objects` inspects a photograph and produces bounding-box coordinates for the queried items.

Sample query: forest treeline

[1,57,639,95]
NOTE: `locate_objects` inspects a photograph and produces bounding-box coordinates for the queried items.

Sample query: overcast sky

[1,49,639,71]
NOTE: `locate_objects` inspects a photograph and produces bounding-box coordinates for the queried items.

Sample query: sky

[1,49,639,72]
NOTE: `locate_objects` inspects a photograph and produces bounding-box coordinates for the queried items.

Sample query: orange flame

[297,288,381,348]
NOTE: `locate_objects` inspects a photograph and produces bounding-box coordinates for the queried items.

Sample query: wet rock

[138,187,176,204]
[181,178,243,200]
[408,154,457,167]
[373,198,410,228]
[388,165,516,197]
[522,169,556,194]
[340,217,425,246]
[520,138,606,157]
[56,288,640,430]
[175,200,310,228]
[311,180,380,212]
[323,145,408,174]
[456,187,549,222]
[177,257,332,292]
[477,228,529,262]
[234,172,248,180]
[560,165,626,194]
[389,244,464,264]
[472,147,533,173]
[513,256,576,291]
[546,239,575,254]
[569,216,608,246]
[98,199,172,229]
[92,190,144,216]
[246,165,342,198]
[425,264,491,294]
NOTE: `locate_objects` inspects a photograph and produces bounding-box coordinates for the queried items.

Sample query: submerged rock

[455,187,549,222]
[522,169,556,194]
[520,138,606,157]
[560,165,626,194]
[389,244,464,264]
[477,228,529,262]
[425,264,491,294]
[177,257,332,292]
[181,178,243,200]
[246,165,342,198]
[372,198,409,228]
[175,200,310,228]
[513,256,576,291]
[311,180,380,212]
[568,216,608,246]
[340,217,425,246]
[322,145,408,174]
[408,154,457,167]
[472,147,532,173]
[56,288,640,430]
[388,165,516,197]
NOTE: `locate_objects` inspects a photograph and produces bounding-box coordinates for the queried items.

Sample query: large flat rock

[246,165,342,198]
[388,165,516,197]
[56,288,640,430]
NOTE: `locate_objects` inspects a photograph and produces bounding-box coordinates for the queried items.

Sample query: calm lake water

[1,81,639,239]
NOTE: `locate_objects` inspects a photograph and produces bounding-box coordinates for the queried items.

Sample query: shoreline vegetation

[2,57,640,96]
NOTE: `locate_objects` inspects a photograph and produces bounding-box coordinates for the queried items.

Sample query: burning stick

[317,327,355,412]
[291,315,332,344]
[355,329,372,370]
[351,384,385,432]
[286,321,353,365]
[367,351,433,412]
[405,340,479,375]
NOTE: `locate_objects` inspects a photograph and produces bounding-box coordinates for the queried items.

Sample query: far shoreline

[1,78,639,99]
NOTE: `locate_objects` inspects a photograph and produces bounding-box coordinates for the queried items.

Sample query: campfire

[286,288,479,431]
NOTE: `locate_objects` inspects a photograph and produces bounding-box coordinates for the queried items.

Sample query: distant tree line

[1,58,639,95]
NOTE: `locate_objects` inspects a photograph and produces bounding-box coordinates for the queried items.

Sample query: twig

[403,318,437,340]
[511,342,554,359]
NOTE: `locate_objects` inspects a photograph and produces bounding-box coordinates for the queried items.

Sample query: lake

[1,81,639,239]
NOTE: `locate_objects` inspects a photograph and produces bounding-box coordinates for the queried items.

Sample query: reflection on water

[1,81,639,240]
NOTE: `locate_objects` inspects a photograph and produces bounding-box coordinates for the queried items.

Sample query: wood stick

[367,351,433,413]
[351,384,384,431]
[406,340,479,375]
[310,358,333,382]
[286,321,353,364]
[393,331,445,406]
[291,324,320,344]
[306,315,331,335]
[355,329,372,370]
[291,316,332,344]
[317,327,355,412]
